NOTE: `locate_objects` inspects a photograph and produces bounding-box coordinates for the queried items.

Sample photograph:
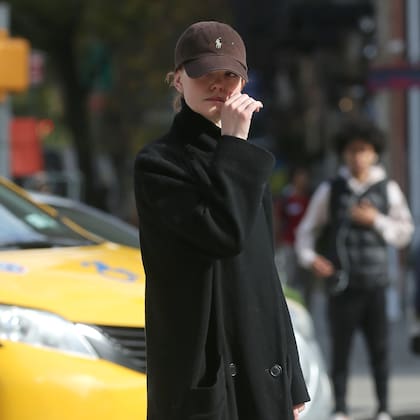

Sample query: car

[25,186,332,419]
[28,190,139,248]
[0,176,147,420]
[287,299,333,419]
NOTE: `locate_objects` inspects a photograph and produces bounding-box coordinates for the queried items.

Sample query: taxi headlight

[0,304,98,357]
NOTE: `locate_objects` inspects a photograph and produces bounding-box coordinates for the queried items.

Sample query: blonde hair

[165,70,183,112]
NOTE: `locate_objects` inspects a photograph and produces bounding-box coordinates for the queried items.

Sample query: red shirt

[276,189,309,245]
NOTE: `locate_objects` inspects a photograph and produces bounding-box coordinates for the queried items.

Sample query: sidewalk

[311,289,420,420]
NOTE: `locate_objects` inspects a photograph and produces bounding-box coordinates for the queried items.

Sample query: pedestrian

[133,20,310,420]
[295,118,414,420]
[274,166,314,309]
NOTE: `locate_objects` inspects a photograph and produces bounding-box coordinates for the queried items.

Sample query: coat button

[269,364,282,378]
[229,363,237,377]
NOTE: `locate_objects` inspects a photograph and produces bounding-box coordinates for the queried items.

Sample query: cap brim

[184,55,248,82]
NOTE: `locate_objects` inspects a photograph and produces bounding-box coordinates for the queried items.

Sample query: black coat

[134,103,310,420]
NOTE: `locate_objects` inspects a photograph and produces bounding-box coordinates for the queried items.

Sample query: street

[311,288,420,420]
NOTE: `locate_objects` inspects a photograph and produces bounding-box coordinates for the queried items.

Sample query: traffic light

[0,29,30,93]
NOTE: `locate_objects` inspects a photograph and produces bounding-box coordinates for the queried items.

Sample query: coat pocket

[187,356,227,420]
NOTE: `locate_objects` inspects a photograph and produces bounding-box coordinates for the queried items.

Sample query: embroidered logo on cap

[215,37,222,49]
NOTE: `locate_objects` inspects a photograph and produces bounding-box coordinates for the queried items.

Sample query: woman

[134,20,309,420]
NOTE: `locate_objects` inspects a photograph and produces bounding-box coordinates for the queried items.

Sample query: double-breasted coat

[134,102,310,420]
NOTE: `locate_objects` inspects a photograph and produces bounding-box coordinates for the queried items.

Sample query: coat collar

[170,100,221,150]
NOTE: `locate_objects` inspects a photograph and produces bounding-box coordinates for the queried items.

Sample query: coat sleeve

[294,181,331,268]
[282,291,311,406]
[134,135,275,258]
[274,272,311,405]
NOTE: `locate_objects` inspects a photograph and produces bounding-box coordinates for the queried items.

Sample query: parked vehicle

[287,299,333,419]
[0,176,147,420]
[29,190,139,248]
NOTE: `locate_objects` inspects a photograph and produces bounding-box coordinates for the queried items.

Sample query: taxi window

[0,185,91,245]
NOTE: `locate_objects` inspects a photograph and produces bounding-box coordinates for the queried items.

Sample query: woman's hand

[221,92,263,140]
[293,403,306,419]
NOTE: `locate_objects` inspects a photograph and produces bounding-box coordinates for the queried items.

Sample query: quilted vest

[325,176,389,289]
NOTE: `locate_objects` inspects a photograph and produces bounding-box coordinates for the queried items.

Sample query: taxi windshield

[0,184,94,249]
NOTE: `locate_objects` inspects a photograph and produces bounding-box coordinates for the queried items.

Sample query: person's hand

[311,255,335,278]
[220,93,263,140]
[293,403,305,419]
[350,199,378,227]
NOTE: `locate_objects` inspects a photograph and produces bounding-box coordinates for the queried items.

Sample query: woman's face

[174,68,245,125]
[343,139,378,178]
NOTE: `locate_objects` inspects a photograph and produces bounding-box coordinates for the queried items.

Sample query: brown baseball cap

[174,21,248,81]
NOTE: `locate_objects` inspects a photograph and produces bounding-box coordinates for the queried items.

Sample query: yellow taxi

[0,177,147,420]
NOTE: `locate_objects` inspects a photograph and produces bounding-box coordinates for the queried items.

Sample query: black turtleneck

[172,100,222,143]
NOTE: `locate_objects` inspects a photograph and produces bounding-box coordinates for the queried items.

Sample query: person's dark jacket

[134,102,310,420]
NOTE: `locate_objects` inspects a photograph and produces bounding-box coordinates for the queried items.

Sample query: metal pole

[0,2,11,178]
